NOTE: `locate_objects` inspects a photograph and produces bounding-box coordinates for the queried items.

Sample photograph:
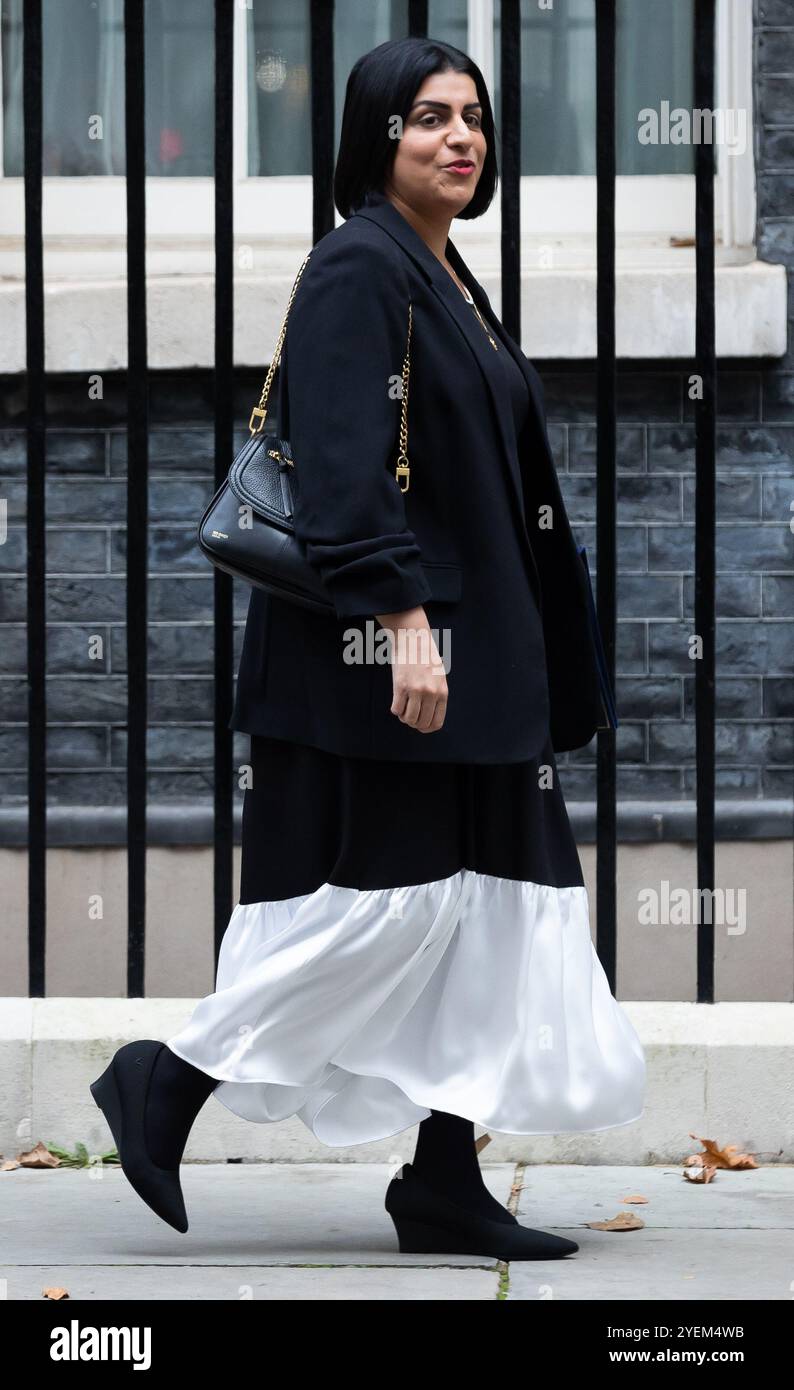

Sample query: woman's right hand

[375,606,448,732]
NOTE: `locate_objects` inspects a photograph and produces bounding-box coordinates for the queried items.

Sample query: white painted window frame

[0,0,756,260]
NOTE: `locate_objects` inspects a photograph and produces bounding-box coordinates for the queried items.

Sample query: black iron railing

[21,0,717,999]
[124,0,148,995]
[594,0,619,994]
[212,0,235,976]
[23,0,45,997]
[693,0,717,1004]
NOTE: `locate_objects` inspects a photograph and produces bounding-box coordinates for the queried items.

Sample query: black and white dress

[166,294,646,1147]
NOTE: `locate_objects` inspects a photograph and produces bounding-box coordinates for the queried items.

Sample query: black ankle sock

[144,1044,221,1169]
[411,1109,515,1223]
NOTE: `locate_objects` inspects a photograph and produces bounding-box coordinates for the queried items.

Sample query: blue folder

[576,544,619,731]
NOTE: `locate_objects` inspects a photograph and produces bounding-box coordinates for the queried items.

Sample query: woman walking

[90,36,645,1262]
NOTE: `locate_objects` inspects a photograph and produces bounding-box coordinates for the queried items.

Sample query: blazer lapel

[353,195,544,603]
[444,239,549,449]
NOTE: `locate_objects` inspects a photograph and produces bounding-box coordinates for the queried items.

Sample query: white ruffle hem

[166,868,646,1147]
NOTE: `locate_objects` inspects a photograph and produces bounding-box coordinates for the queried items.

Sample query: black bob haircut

[333,37,498,221]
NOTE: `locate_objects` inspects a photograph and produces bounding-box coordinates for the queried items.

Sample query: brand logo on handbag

[211,529,229,539]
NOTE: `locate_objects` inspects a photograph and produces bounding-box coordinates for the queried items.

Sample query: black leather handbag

[197,249,415,615]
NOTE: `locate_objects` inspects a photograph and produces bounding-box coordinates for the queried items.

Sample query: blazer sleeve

[283,235,433,620]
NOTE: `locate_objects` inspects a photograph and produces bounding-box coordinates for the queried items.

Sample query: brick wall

[0,373,256,825]
[0,1,791,842]
[549,353,793,810]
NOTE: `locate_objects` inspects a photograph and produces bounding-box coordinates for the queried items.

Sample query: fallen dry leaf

[19,1141,60,1169]
[687,1133,759,1170]
[620,1194,648,1204]
[586,1211,645,1232]
[684,1164,718,1184]
[1,1160,20,1171]
[42,1287,70,1301]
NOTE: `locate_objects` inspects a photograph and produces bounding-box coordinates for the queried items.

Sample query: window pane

[1,0,213,176]
[247,0,312,177]
[493,0,700,176]
[247,0,473,178]
[427,0,467,53]
[145,0,214,175]
[615,0,696,175]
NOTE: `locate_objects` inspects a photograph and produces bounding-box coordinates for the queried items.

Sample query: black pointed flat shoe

[89,1039,189,1234]
[385,1161,579,1261]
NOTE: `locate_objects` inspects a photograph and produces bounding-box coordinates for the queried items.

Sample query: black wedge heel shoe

[385,1161,579,1261]
[90,1039,216,1234]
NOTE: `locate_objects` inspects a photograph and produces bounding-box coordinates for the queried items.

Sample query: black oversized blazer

[229,190,603,764]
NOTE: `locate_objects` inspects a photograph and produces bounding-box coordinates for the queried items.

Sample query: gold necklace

[448,270,499,351]
[461,284,499,351]
[444,261,500,350]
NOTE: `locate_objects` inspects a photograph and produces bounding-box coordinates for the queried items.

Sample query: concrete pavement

[2,1161,793,1301]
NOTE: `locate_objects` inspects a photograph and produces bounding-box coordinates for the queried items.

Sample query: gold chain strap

[248,251,313,437]
[395,301,412,492]
[247,252,413,494]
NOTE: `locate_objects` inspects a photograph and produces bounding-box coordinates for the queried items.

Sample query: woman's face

[386,69,487,219]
